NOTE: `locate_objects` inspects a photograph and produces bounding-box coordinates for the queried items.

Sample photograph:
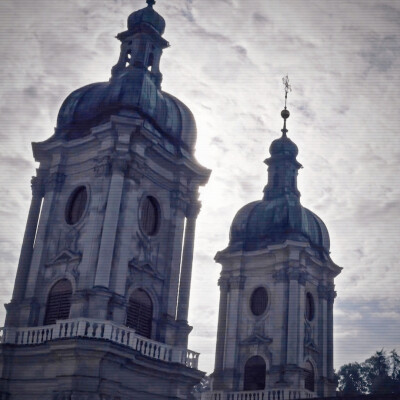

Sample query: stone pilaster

[176,199,201,324]
[214,277,229,374]
[286,268,303,365]
[317,284,329,378]
[223,275,245,390]
[10,175,44,307]
[94,155,128,289]
[24,173,65,301]
[327,285,336,382]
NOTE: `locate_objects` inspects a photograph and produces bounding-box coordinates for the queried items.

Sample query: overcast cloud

[0,0,399,374]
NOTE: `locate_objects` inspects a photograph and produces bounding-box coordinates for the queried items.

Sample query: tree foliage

[337,349,400,395]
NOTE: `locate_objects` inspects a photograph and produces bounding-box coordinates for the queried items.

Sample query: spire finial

[281,75,291,137]
[147,0,156,7]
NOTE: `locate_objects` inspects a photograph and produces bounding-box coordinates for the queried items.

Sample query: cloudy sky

[0,0,399,374]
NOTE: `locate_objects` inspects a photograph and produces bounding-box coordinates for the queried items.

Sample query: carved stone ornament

[304,321,319,353]
[170,190,188,215]
[94,156,111,177]
[218,277,230,292]
[229,275,246,290]
[46,249,81,267]
[128,160,145,184]
[134,231,160,267]
[318,284,330,300]
[186,200,201,219]
[128,259,163,281]
[31,176,44,198]
[46,172,66,193]
[287,267,308,285]
[241,334,273,346]
[273,267,288,283]
[111,154,129,176]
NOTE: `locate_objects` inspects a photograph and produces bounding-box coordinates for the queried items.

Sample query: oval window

[305,292,315,321]
[140,196,160,236]
[250,287,268,316]
[65,186,87,225]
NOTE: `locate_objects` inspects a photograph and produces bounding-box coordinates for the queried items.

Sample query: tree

[337,362,368,394]
[337,349,400,395]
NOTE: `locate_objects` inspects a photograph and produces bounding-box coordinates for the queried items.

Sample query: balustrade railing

[0,319,199,369]
[200,389,316,400]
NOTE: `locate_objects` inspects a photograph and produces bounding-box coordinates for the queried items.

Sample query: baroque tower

[208,81,341,399]
[0,1,210,399]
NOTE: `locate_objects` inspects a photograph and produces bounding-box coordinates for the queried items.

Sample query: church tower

[0,1,210,399]
[208,79,341,399]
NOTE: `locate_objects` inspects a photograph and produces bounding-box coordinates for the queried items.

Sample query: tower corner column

[175,198,201,347]
[6,174,45,326]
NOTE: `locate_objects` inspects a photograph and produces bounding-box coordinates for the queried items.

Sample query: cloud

[0,0,399,375]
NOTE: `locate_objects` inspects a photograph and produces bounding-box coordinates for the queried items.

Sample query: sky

[0,0,399,375]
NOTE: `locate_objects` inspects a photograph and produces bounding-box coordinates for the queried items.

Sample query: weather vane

[281,75,291,136]
[282,74,292,110]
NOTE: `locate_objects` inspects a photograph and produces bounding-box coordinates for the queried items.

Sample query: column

[223,275,245,390]
[286,268,301,365]
[318,284,328,378]
[25,172,65,299]
[94,156,127,288]
[214,277,229,373]
[327,286,336,381]
[11,175,44,302]
[164,191,186,318]
[176,200,201,322]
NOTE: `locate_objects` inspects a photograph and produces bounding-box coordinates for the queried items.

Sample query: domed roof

[55,68,197,152]
[128,1,165,35]
[269,135,298,158]
[228,197,330,254]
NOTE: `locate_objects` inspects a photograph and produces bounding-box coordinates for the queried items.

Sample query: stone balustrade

[0,318,199,369]
[200,389,316,400]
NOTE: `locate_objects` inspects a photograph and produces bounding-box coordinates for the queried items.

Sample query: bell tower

[0,2,210,399]
[208,78,342,399]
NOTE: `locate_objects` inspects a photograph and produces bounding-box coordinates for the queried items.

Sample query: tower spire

[281,75,291,137]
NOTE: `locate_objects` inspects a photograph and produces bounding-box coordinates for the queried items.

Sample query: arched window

[243,356,266,391]
[44,279,72,325]
[126,289,153,338]
[140,196,160,236]
[304,361,315,392]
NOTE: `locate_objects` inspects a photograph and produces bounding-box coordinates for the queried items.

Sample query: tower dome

[53,0,197,153]
[127,0,166,35]
[228,199,330,253]
[225,103,330,255]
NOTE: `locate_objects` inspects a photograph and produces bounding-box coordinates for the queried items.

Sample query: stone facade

[0,1,210,399]
[208,110,342,399]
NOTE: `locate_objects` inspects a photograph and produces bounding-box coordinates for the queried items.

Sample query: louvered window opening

[126,290,153,338]
[243,356,266,391]
[141,196,159,236]
[66,186,87,225]
[250,287,268,316]
[44,280,72,325]
[305,361,315,392]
